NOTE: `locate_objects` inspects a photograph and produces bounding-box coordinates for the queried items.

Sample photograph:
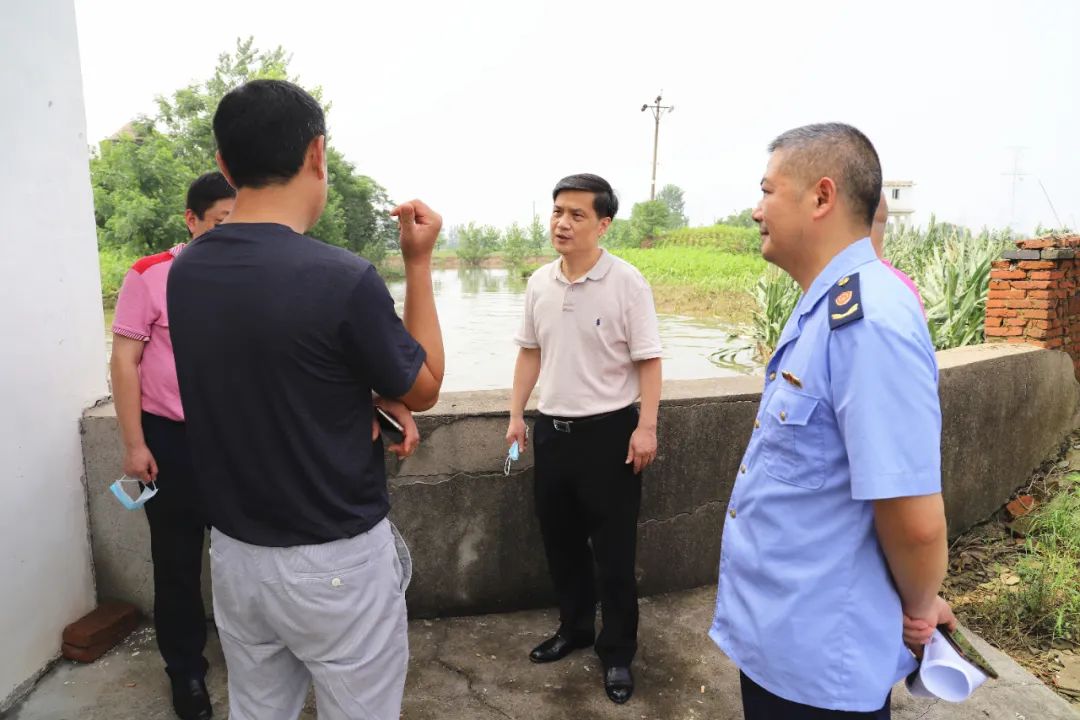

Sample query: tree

[446,225,461,249]
[718,208,756,228]
[656,184,688,229]
[629,200,673,246]
[90,37,395,263]
[527,213,548,255]
[91,120,193,253]
[455,223,502,266]
[318,150,397,263]
[502,223,529,269]
[601,219,634,248]
[154,39,294,170]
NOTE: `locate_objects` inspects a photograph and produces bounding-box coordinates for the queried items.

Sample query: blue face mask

[504,441,520,476]
[110,476,158,510]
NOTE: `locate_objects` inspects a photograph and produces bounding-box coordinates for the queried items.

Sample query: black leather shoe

[604,666,634,704]
[171,675,212,720]
[529,634,594,663]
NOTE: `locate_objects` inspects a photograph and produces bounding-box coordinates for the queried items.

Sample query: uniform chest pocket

[760,388,826,489]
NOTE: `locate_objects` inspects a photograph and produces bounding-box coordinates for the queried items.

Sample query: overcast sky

[74,0,1079,234]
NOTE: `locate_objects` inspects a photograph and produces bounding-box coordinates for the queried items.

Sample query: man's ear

[309,135,327,181]
[184,208,198,235]
[811,176,838,220]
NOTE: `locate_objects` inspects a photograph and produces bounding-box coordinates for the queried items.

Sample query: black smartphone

[375,406,406,445]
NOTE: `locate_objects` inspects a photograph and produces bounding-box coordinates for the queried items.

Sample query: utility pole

[1003,146,1027,230]
[641,93,674,201]
[1003,147,1064,230]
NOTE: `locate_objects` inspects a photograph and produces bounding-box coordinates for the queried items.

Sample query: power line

[1002,146,1027,230]
[1002,147,1064,229]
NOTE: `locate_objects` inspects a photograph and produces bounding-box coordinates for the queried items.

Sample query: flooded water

[104,269,758,393]
[386,268,756,392]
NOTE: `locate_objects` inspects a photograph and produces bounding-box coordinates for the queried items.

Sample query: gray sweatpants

[209,518,411,720]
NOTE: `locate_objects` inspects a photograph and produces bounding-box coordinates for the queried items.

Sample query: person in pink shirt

[871,192,926,317]
[110,172,235,720]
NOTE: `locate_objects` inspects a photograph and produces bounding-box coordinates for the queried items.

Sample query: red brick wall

[986,235,1080,375]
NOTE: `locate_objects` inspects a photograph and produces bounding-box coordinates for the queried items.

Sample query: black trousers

[740,672,891,720]
[141,412,209,680]
[533,406,642,667]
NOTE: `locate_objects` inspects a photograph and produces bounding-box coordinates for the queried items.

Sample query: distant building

[883,180,914,228]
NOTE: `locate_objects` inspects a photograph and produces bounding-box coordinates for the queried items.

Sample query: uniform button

[729,509,737,519]
[769,372,777,381]
[331,577,343,587]
[754,419,761,429]
[740,464,747,474]
[779,411,787,422]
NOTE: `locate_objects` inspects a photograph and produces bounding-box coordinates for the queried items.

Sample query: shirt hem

[851,471,941,500]
[387,345,427,399]
[709,625,895,712]
[112,325,151,342]
[211,506,391,548]
[536,400,639,419]
[630,348,663,361]
[141,406,185,424]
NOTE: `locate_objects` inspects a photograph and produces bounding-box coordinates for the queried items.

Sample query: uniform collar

[795,237,876,318]
[169,243,187,257]
[770,238,875,366]
[554,248,614,285]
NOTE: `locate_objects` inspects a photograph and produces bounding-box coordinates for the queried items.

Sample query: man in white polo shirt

[506,173,663,705]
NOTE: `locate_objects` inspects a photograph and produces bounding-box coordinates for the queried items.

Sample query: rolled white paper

[905,629,989,702]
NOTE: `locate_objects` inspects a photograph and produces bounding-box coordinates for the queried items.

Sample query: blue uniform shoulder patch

[829,273,864,330]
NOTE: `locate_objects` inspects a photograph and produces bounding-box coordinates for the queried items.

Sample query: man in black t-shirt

[168,79,444,720]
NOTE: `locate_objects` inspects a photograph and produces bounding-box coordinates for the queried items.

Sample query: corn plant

[713,217,1014,367]
[915,234,1005,350]
[886,216,1012,350]
[711,266,800,366]
[750,267,801,360]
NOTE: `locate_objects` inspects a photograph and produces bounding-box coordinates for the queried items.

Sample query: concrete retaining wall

[80,344,1080,619]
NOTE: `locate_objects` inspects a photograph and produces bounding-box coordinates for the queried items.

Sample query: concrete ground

[8,586,1078,720]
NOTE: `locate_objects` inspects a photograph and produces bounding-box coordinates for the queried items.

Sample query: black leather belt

[545,406,633,433]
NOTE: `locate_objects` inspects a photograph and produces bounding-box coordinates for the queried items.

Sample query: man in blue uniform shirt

[709,122,957,719]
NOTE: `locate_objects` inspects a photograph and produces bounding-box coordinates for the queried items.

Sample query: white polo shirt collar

[553,248,615,285]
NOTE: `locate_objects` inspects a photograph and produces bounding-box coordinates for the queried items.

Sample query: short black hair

[212,79,326,189]
[185,172,236,219]
[552,174,619,220]
[767,122,882,227]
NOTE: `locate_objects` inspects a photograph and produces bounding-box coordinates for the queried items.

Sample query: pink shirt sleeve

[112,269,154,342]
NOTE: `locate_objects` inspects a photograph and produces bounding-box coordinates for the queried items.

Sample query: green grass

[612,246,767,295]
[966,473,1080,646]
